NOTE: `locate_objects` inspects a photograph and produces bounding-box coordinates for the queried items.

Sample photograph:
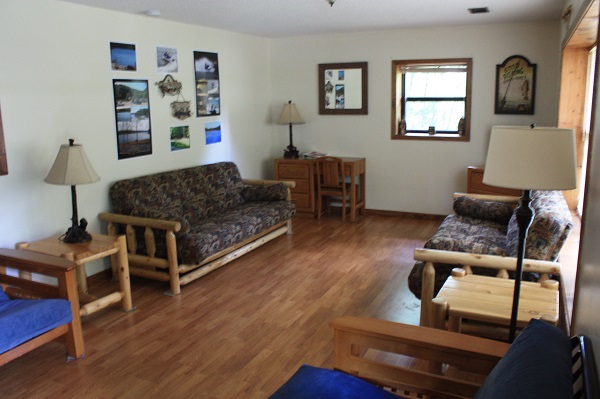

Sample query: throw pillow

[473,319,573,399]
[453,196,515,225]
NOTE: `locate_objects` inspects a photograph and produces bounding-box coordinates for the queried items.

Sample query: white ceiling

[60,0,567,38]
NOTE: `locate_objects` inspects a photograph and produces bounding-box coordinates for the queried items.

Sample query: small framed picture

[157,46,178,73]
[110,42,137,71]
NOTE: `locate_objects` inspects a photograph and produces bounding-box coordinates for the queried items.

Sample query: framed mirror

[319,62,368,115]
[0,104,7,176]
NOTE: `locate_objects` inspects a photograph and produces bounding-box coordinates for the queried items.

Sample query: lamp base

[62,218,92,243]
[284,145,299,159]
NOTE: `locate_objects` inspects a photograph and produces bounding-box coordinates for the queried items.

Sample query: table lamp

[278,100,305,159]
[45,139,100,243]
[483,125,576,342]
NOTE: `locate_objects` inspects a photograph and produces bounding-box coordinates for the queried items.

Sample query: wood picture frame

[0,104,7,176]
[495,55,536,115]
[319,62,368,115]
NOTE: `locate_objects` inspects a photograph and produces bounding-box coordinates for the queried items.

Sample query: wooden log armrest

[414,248,562,327]
[330,316,510,398]
[98,212,182,233]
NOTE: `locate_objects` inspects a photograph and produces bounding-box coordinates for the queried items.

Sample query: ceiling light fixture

[327,0,336,7]
[144,9,161,17]
[468,7,490,14]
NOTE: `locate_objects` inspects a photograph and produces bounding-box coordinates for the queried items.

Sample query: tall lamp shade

[483,125,576,342]
[45,139,100,243]
[278,100,305,159]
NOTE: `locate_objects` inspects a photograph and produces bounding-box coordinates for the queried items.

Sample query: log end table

[16,233,134,316]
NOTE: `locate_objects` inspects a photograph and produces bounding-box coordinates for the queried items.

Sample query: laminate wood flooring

[0,213,578,398]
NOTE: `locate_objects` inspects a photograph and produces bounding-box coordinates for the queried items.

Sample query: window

[392,58,472,141]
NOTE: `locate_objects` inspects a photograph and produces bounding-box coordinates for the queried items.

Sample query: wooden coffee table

[432,269,559,336]
[16,233,133,316]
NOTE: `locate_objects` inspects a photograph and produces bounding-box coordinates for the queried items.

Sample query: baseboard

[366,208,446,221]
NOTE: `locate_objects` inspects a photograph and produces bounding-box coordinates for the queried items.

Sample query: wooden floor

[0,213,579,398]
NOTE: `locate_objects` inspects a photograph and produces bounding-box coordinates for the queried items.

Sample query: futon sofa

[408,190,573,324]
[0,249,84,365]
[270,317,599,398]
[99,162,296,295]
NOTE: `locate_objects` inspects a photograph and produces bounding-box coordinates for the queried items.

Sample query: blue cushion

[0,287,9,303]
[0,297,73,354]
[269,364,398,399]
[474,319,573,399]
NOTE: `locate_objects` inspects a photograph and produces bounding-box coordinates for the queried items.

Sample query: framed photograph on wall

[205,121,221,145]
[110,42,137,71]
[156,46,178,73]
[170,126,190,151]
[318,62,368,115]
[193,51,220,117]
[495,55,536,115]
[112,79,152,159]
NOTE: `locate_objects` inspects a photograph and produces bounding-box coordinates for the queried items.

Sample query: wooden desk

[433,271,559,336]
[274,157,366,221]
[467,166,521,196]
[16,234,134,316]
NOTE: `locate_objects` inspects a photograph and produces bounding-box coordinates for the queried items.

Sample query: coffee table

[16,233,133,316]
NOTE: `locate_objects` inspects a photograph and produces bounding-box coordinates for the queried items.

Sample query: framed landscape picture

[110,42,137,71]
[112,79,152,159]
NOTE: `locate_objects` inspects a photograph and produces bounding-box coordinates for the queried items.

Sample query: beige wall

[1,0,564,273]
[270,21,562,215]
[0,0,273,275]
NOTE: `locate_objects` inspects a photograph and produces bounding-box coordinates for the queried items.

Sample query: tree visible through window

[392,58,472,141]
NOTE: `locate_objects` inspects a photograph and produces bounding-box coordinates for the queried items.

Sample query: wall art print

[156,46,178,73]
[110,42,137,71]
[170,126,190,151]
[205,121,221,145]
[112,79,152,159]
[194,51,220,117]
[495,55,536,115]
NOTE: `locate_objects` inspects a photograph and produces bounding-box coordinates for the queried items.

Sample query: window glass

[392,59,472,141]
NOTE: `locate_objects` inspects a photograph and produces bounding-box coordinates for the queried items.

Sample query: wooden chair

[271,316,599,398]
[316,156,352,222]
[0,248,84,365]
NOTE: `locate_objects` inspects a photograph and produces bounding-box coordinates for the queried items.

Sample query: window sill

[392,133,470,142]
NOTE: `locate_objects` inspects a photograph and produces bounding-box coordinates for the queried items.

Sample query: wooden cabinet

[274,158,316,217]
[467,166,521,196]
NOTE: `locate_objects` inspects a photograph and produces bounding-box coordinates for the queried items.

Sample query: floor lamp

[45,139,100,243]
[483,125,577,342]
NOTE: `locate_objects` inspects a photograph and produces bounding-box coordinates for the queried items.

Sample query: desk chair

[316,156,352,222]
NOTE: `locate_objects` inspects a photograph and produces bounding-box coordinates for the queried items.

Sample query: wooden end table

[432,268,559,336]
[16,233,134,316]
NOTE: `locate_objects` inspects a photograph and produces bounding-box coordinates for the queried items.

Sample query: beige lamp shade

[45,141,100,186]
[277,102,305,125]
[483,126,577,191]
